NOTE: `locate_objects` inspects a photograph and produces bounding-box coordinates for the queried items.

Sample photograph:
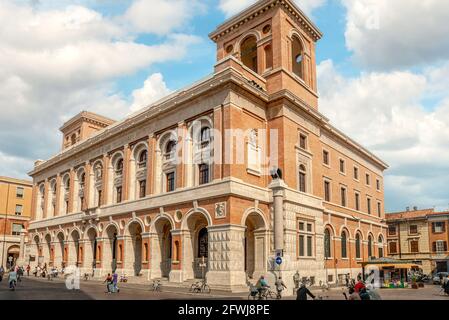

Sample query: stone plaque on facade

[215,202,226,219]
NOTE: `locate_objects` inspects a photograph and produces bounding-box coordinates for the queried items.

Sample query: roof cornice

[209,0,323,42]
[29,66,269,177]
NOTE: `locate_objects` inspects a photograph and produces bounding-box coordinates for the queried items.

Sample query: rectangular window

[377,202,382,217]
[409,225,418,235]
[389,242,397,254]
[12,223,22,236]
[299,134,307,150]
[116,186,122,203]
[388,225,397,236]
[432,222,446,234]
[324,180,331,202]
[97,190,102,207]
[139,180,146,198]
[199,164,209,185]
[366,174,371,186]
[15,204,23,216]
[355,193,360,211]
[410,240,419,253]
[307,236,313,257]
[299,171,306,193]
[323,150,329,166]
[339,159,345,174]
[434,241,448,253]
[376,179,381,191]
[367,198,372,215]
[353,167,359,180]
[341,187,347,207]
[298,220,314,258]
[299,236,305,257]
[16,187,24,199]
[166,172,175,192]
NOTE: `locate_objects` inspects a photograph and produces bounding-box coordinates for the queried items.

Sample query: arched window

[292,36,304,79]
[324,228,331,258]
[264,45,273,70]
[71,134,77,146]
[64,177,70,192]
[115,159,124,175]
[355,233,361,259]
[299,164,307,193]
[80,172,85,187]
[240,36,258,73]
[165,140,177,160]
[198,228,208,258]
[341,231,347,258]
[368,235,373,258]
[138,150,147,168]
[378,236,384,258]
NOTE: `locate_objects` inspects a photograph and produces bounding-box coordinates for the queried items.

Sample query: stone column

[16,228,27,266]
[146,135,155,196]
[123,144,131,201]
[141,232,151,280]
[269,179,286,252]
[84,161,91,210]
[207,224,247,290]
[68,168,75,213]
[170,229,184,283]
[148,232,161,279]
[43,179,49,219]
[176,122,186,189]
[102,153,111,206]
[213,106,223,181]
[54,174,61,216]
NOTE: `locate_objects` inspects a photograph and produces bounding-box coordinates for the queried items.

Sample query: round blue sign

[275,257,282,265]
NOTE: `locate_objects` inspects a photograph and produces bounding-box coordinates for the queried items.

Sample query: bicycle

[248,287,277,300]
[189,279,211,294]
[150,280,162,292]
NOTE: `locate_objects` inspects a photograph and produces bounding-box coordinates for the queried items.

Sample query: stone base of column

[169,269,184,283]
[206,270,248,291]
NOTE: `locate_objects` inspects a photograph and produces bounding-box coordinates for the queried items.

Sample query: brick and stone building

[0,176,32,268]
[387,208,449,274]
[26,0,388,292]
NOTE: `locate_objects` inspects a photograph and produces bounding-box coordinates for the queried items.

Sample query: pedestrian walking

[8,269,18,290]
[0,265,4,282]
[104,273,113,294]
[112,272,119,293]
[274,276,287,299]
[296,283,316,301]
[26,265,30,277]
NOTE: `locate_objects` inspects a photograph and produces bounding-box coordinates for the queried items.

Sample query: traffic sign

[275,257,283,265]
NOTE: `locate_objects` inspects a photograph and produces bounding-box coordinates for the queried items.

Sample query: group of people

[103,273,120,294]
[252,274,319,300]
[0,265,26,290]
[344,276,382,300]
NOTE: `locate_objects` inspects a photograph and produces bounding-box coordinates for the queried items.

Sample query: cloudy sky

[0,0,448,213]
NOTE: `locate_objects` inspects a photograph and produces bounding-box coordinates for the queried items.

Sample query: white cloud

[124,0,205,35]
[130,73,171,112]
[218,0,325,18]
[342,0,449,69]
[317,59,449,211]
[0,0,200,177]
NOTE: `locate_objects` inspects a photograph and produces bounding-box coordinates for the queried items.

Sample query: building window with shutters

[367,197,372,215]
[139,180,146,199]
[324,180,331,202]
[340,187,347,207]
[388,225,397,236]
[353,167,359,180]
[389,241,398,254]
[12,223,23,236]
[355,233,362,259]
[409,225,418,235]
[16,187,24,199]
[324,228,332,259]
[339,159,345,174]
[299,165,307,193]
[341,231,348,258]
[432,222,446,234]
[410,240,419,253]
[15,204,23,216]
[166,172,175,192]
[323,150,330,166]
[355,192,360,211]
[433,241,448,253]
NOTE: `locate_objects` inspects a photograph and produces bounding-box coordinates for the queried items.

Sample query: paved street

[0,276,448,300]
